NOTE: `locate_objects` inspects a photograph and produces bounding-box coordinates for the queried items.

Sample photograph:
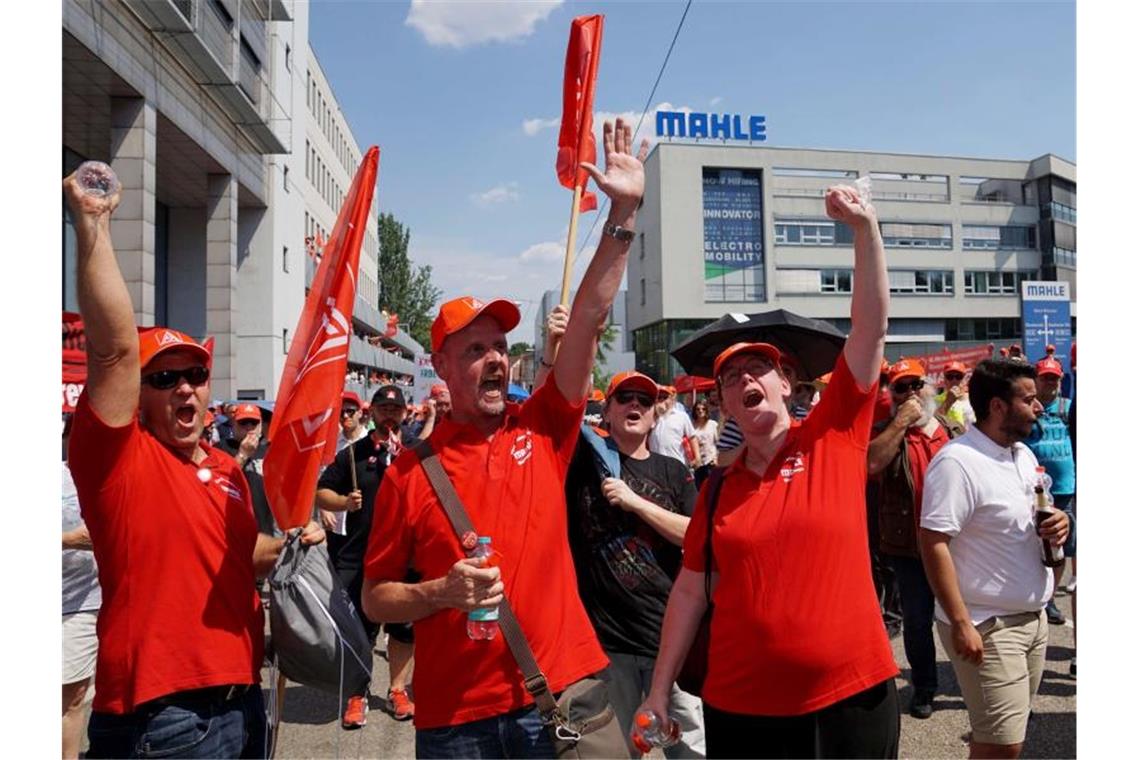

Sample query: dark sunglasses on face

[614,390,654,407]
[340,407,360,417]
[891,379,925,394]
[944,373,964,382]
[142,365,210,390]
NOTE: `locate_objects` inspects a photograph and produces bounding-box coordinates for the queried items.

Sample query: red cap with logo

[430,296,521,352]
[605,371,659,400]
[888,358,926,385]
[944,361,967,375]
[341,391,363,409]
[232,403,262,422]
[712,342,784,379]
[137,327,211,370]
[1035,357,1063,378]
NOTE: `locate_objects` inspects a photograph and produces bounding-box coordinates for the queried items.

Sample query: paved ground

[266,588,1076,759]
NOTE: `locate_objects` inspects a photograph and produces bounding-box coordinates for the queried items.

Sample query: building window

[638,232,645,260]
[283,245,289,273]
[774,220,853,247]
[282,328,289,354]
[961,225,1036,250]
[880,222,952,249]
[964,270,1031,295]
[945,317,1021,341]
[1044,201,1077,224]
[888,270,954,294]
[1052,247,1077,267]
[820,269,852,293]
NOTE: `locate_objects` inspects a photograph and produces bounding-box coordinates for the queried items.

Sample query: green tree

[590,323,617,391]
[377,212,442,351]
[509,342,532,357]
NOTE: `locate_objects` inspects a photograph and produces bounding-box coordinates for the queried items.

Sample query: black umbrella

[670,309,847,380]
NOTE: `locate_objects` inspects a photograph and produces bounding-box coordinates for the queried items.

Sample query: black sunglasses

[944,372,964,381]
[891,379,925,394]
[340,407,360,417]
[142,366,210,390]
[614,390,654,407]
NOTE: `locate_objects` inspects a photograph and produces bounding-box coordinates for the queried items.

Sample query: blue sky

[309,0,1075,346]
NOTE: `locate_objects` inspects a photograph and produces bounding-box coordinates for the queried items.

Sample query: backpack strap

[702,467,728,603]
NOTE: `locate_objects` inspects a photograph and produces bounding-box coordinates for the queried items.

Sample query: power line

[566,0,694,285]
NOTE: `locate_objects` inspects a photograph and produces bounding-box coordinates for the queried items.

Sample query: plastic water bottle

[631,709,680,754]
[853,175,873,207]
[75,161,121,197]
[466,537,499,640]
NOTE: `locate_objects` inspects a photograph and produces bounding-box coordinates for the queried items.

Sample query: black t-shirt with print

[566,438,697,657]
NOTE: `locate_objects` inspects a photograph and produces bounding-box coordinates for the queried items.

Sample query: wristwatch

[603,221,636,243]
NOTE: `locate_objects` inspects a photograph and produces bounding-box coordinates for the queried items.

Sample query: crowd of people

[61,118,1074,760]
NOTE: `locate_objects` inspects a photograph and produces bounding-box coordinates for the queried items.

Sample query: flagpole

[560,185,583,306]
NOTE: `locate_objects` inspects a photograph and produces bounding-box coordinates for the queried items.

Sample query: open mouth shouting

[175,402,198,429]
[742,388,765,409]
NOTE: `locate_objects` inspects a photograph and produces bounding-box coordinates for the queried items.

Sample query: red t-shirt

[69,393,264,714]
[904,424,950,533]
[364,380,608,729]
[682,354,899,716]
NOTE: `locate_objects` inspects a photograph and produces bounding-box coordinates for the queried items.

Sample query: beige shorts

[937,609,1048,745]
[63,610,99,684]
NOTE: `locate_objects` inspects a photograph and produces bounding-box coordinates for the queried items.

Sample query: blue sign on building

[1020,280,1073,376]
[656,111,766,142]
[703,167,765,303]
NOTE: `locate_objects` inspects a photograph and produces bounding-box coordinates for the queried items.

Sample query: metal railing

[238,44,260,106]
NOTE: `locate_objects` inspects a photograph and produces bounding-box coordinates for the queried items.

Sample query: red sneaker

[388,688,415,721]
[342,695,368,729]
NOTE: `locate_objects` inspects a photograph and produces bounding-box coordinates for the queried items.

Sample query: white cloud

[709,96,723,106]
[519,241,564,263]
[471,182,520,206]
[405,0,563,49]
[523,117,561,136]
[521,101,696,151]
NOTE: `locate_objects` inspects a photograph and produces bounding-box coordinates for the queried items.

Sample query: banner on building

[910,344,996,383]
[703,167,764,303]
[1020,280,1072,375]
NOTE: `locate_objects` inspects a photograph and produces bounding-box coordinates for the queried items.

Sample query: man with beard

[63,169,323,759]
[867,358,962,719]
[921,359,1070,759]
[316,385,424,727]
[362,119,647,757]
[566,371,703,757]
[319,392,370,550]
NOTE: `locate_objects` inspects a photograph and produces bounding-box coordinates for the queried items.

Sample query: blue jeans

[87,686,266,759]
[415,704,557,758]
[889,554,938,696]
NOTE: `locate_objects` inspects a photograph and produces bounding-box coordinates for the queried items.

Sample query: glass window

[880,222,952,249]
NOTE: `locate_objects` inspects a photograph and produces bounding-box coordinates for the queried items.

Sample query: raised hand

[579,118,650,218]
[825,185,877,230]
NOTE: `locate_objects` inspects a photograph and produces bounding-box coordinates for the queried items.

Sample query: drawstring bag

[267,532,372,698]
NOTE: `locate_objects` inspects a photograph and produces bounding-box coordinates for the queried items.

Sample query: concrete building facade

[62,0,419,402]
[629,142,1076,381]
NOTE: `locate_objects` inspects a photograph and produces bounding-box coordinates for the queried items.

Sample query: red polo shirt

[683,354,899,716]
[69,393,263,714]
[904,424,950,533]
[365,380,608,729]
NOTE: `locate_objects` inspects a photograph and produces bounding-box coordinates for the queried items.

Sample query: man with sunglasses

[319,392,370,549]
[63,172,324,759]
[867,358,963,719]
[363,118,647,756]
[935,361,976,429]
[566,371,704,757]
[218,404,277,537]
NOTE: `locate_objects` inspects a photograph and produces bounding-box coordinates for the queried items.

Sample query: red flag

[556,14,604,213]
[62,311,86,413]
[263,146,380,530]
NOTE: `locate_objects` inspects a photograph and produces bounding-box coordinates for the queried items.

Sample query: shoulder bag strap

[703,467,727,603]
[411,440,561,723]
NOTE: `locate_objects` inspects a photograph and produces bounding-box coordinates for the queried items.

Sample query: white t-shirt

[921,426,1053,624]
[649,405,696,466]
[691,420,719,466]
[62,463,101,615]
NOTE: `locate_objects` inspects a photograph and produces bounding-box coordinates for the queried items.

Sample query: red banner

[910,344,995,381]
[62,311,86,413]
[263,146,380,530]
[556,14,604,213]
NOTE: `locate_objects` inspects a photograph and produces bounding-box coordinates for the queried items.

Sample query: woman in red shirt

[638,186,899,759]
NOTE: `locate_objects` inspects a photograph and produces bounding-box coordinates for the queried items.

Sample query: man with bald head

[362,119,648,757]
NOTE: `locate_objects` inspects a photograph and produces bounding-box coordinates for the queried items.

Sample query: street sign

[1020,280,1072,376]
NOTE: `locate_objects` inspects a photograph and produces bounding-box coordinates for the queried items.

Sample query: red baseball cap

[203,410,215,427]
[888,358,926,385]
[589,388,605,403]
[430,296,521,352]
[712,342,783,379]
[944,361,967,375]
[1035,357,1063,378]
[232,403,262,422]
[341,391,362,409]
[606,371,659,400]
[429,383,449,398]
[137,326,211,370]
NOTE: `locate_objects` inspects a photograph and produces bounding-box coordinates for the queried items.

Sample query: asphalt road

[266,588,1077,759]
